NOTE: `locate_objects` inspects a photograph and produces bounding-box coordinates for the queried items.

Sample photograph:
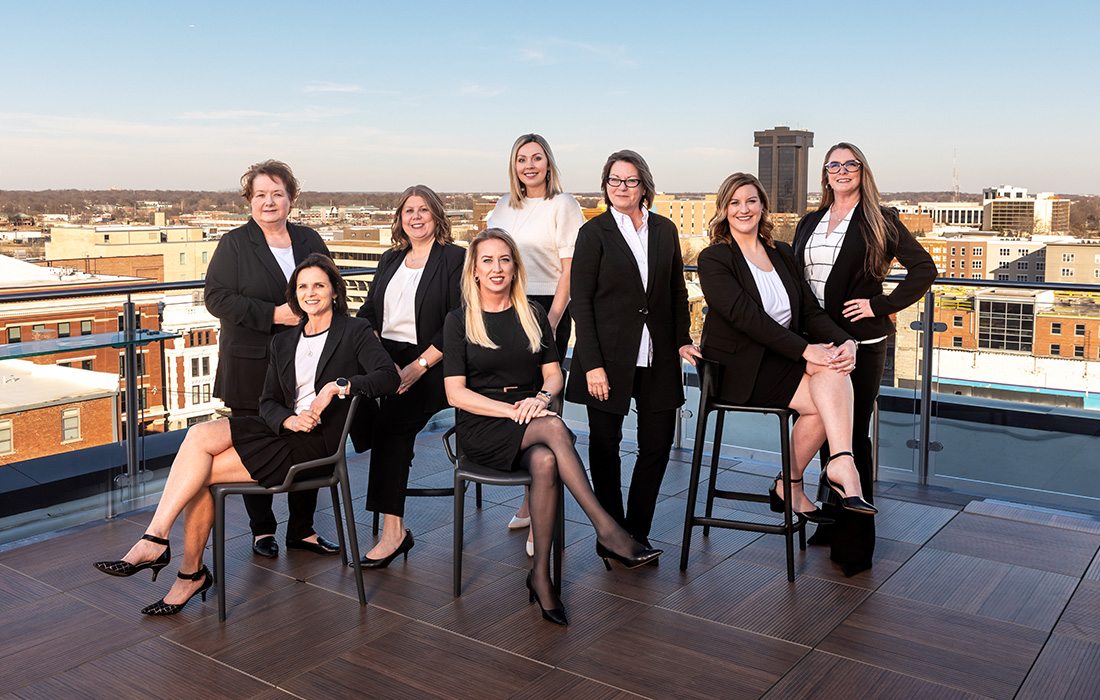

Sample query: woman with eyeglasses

[487,134,585,556]
[566,150,700,548]
[793,143,936,576]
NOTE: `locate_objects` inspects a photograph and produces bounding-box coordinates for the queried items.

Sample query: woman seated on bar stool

[93,254,399,615]
[443,228,662,626]
[696,173,876,521]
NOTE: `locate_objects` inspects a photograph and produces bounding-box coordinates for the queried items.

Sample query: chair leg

[475,482,483,509]
[338,464,367,606]
[703,410,725,537]
[779,415,795,583]
[214,491,227,622]
[453,473,465,597]
[330,484,348,567]
[553,481,564,596]
[680,406,711,571]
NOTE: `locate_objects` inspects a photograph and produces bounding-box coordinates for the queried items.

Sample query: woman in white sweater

[486,133,584,552]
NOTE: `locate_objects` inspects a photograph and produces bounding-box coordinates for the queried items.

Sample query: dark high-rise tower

[754,126,814,215]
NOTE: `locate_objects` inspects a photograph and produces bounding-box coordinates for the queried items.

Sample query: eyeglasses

[606,176,642,188]
[824,160,862,174]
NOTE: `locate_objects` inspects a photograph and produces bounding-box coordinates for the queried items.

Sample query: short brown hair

[240,160,301,202]
[390,185,454,249]
[286,253,348,317]
[601,149,656,211]
[707,173,775,247]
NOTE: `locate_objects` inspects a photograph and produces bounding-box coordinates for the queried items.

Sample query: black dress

[443,305,558,471]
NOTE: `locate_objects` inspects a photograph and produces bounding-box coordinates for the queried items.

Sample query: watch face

[418,358,428,368]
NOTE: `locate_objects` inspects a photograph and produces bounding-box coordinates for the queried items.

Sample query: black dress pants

[232,407,319,543]
[586,367,677,542]
[528,295,570,364]
[809,340,886,575]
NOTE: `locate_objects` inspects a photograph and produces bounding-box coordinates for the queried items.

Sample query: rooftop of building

[0,254,138,289]
[0,359,118,411]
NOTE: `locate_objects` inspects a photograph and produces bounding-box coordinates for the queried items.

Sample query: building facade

[754,126,814,215]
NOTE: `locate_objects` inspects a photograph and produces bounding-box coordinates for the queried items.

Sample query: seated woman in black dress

[443,228,661,626]
[697,173,876,519]
[94,254,399,615]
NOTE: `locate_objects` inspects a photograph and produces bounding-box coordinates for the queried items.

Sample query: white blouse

[381,261,423,344]
[486,193,584,296]
[746,259,792,328]
[293,329,328,413]
[803,205,854,307]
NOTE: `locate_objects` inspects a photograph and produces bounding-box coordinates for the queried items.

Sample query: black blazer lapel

[314,314,347,384]
[645,216,661,298]
[369,249,403,333]
[728,242,764,308]
[794,208,827,262]
[822,204,867,312]
[277,328,299,402]
[289,222,316,263]
[599,211,647,298]
[414,243,444,320]
[246,219,293,291]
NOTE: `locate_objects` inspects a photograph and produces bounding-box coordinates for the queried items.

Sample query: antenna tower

[952,148,960,202]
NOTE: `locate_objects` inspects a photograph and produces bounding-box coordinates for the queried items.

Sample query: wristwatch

[335,377,349,399]
[537,390,553,403]
[417,357,429,369]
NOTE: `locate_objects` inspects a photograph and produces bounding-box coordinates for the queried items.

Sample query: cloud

[515,39,636,69]
[457,82,505,98]
[518,48,552,65]
[303,82,363,93]
[176,107,355,121]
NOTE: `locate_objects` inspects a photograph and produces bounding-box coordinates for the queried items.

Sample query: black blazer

[698,240,852,404]
[566,210,692,415]
[793,204,937,341]
[260,314,399,454]
[356,242,464,414]
[205,219,331,410]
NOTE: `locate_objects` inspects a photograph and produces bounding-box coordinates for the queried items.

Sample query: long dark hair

[817,142,894,279]
[286,253,348,317]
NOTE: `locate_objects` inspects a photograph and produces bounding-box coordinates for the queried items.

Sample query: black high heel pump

[355,529,414,569]
[596,541,663,570]
[821,452,878,515]
[769,475,834,524]
[93,533,171,581]
[525,571,567,626]
[141,565,213,616]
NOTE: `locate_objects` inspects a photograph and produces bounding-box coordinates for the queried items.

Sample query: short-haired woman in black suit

[698,173,876,522]
[794,143,936,575]
[356,185,464,567]
[95,255,399,614]
[566,150,700,546]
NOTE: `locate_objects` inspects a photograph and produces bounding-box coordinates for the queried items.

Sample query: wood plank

[965,500,1100,535]
[1053,580,1100,642]
[0,564,57,614]
[511,670,642,700]
[873,498,958,545]
[1017,634,1100,700]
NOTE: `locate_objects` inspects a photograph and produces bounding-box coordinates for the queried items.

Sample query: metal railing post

[917,291,936,485]
[121,298,140,498]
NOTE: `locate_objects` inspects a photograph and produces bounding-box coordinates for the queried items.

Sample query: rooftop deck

[2,430,1099,699]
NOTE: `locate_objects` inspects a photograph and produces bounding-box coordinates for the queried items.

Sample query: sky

[1,1,1098,195]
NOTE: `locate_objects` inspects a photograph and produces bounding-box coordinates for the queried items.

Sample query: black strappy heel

[769,475,834,524]
[93,533,171,581]
[141,566,213,616]
[820,452,878,515]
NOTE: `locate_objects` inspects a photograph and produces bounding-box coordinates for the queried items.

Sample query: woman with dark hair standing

[444,229,660,626]
[699,173,871,522]
[356,185,464,567]
[566,150,700,547]
[205,160,337,559]
[794,143,936,575]
[95,255,398,614]
[487,134,584,554]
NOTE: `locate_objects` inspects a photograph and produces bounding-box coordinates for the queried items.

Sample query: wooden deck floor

[2,432,1098,699]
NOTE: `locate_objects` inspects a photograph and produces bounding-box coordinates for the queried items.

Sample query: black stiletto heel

[355,529,414,569]
[821,452,877,515]
[769,475,834,524]
[525,571,567,626]
[140,566,213,616]
[94,533,171,581]
[595,540,663,570]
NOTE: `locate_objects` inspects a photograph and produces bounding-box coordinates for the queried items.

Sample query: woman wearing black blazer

[793,143,936,575]
[566,150,700,544]
[699,172,875,521]
[204,160,335,559]
[356,185,464,567]
[96,254,398,615]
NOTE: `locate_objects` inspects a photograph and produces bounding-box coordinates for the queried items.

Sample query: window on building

[1075,346,1085,358]
[81,359,93,371]
[191,358,199,376]
[1095,254,1100,264]
[960,247,967,255]
[1051,323,1062,334]
[61,407,81,442]
[1037,261,1046,271]
[81,320,92,335]
[202,384,211,402]
[1050,344,1061,356]
[950,247,957,255]
[974,247,983,255]
[57,322,70,338]
[202,356,210,375]
[192,385,200,404]
[950,260,956,269]
[978,299,1034,352]
[1075,323,1086,336]
[32,323,45,333]
[7,327,20,344]
[0,419,12,455]
[1094,270,1100,279]
[996,274,1009,280]
[1017,261,1029,269]
[179,252,186,265]
[952,336,963,348]
[1017,275,1027,281]
[1062,253,1075,262]
[953,315,963,327]
[999,248,1010,256]
[202,251,208,263]
[972,260,983,269]
[972,273,982,279]
[1062,268,1072,277]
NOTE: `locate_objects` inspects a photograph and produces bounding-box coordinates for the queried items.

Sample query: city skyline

[2,1,1098,194]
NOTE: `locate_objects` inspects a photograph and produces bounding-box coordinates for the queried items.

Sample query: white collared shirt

[610,207,653,367]
[804,205,854,307]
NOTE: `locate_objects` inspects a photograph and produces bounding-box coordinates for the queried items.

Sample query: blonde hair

[390,185,454,249]
[818,142,894,279]
[461,228,543,352]
[507,134,564,208]
[707,173,775,247]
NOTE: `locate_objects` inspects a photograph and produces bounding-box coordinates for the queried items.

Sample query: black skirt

[229,416,331,488]
[456,388,538,472]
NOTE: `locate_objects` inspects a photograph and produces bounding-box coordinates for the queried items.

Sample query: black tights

[518,415,643,609]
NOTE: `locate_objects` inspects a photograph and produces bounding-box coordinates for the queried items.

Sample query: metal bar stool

[211,396,367,621]
[680,359,806,581]
[442,427,564,596]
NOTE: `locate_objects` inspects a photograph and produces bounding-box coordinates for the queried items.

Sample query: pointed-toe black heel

[355,529,414,569]
[769,475,834,525]
[525,572,567,626]
[94,533,171,581]
[596,541,663,570]
[821,452,878,515]
[140,565,213,616]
